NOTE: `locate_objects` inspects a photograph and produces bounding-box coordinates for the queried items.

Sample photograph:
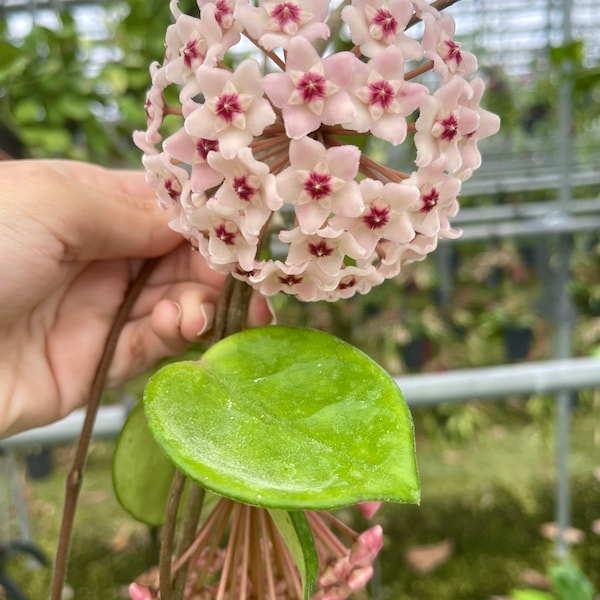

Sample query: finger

[107,290,217,387]
[43,160,156,198]
[20,160,182,261]
[174,289,216,341]
[62,173,180,260]
[138,244,225,298]
[107,312,188,388]
[247,292,276,328]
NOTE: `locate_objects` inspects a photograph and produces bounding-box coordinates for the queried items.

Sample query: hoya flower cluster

[135,0,500,301]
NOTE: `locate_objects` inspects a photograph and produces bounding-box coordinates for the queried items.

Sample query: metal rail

[395,357,600,406]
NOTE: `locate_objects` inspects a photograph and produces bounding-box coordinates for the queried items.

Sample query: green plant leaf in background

[269,510,318,600]
[550,561,596,600]
[511,590,554,600]
[144,325,419,510]
[112,401,176,526]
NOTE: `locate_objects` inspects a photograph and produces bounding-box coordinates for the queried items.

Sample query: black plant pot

[25,447,53,480]
[503,326,533,361]
[401,337,430,371]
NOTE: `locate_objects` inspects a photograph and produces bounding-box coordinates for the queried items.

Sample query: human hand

[0,160,273,437]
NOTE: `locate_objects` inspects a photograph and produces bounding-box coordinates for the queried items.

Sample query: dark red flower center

[183,39,203,69]
[303,171,331,201]
[278,274,303,286]
[215,93,243,123]
[362,205,390,229]
[214,223,236,245]
[440,113,459,141]
[372,9,398,38]
[214,0,232,27]
[271,2,301,27]
[444,39,463,65]
[368,80,395,109]
[308,240,334,257]
[338,277,357,290]
[232,175,256,202]
[296,72,327,103]
[421,188,439,212]
[164,178,181,201]
[196,138,219,161]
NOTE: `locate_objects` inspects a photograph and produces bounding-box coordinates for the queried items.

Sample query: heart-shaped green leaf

[269,510,318,600]
[112,401,176,525]
[144,325,419,509]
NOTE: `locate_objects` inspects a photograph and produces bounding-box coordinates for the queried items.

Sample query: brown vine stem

[405,59,434,81]
[323,133,410,182]
[244,31,286,71]
[160,469,187,600]
[50,257,159,600]
[171,484,205,598]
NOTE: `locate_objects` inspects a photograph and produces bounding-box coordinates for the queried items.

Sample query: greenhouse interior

[0,0,599,598]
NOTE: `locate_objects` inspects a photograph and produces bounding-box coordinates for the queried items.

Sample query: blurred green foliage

[512,561,597,600]
[0,0,176,163]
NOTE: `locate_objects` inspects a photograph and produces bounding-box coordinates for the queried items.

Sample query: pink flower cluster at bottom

[128,499,383,600]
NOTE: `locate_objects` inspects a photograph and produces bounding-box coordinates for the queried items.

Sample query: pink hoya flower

[330,177,417,256]
[135,0,499,302]
[325,264,385,300]
[249,260,325,301]
[280,225,367,279]
[261,36,357,139]
[341,0,423,60]
[422,11,478,82]
[185,59,276,158]
[415,75,492,175]
[164,5,225,101]
[403,157,463,238]
[454,77,502,179]
[133,63,167,155]
[377,233,439,279]
[129,500,384,600]
[276,136,363,234]
[235,0,330,50]
[207,147,283,236]
[163,126,223,193]
[197,0,242,32]
[349,45,428,144]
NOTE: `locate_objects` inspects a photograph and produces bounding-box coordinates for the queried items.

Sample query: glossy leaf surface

[144,326,419,509]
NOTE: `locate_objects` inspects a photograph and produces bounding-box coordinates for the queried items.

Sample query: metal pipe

[0,405,128,449]
[395,357,600,406]
[447,214,600,242]
[553,0,576,559]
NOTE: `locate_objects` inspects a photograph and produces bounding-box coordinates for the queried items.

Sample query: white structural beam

[0,404,128,449]
[395,357,600,406]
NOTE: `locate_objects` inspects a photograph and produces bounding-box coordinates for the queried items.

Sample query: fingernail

[197,303,215,337]
[266,298,277,325]
[171,301,182,327]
